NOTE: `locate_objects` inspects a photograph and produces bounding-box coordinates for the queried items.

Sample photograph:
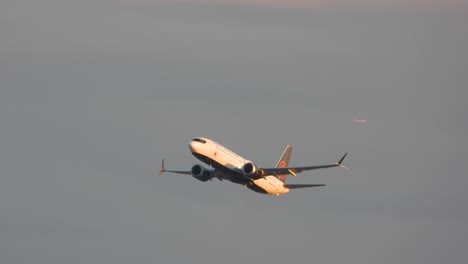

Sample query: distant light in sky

[353,119,368,124]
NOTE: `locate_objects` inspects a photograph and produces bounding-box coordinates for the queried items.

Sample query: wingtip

[338,164,349,170]
[338,152,348,165]
[159,158,166,175]
[336,153,348,170]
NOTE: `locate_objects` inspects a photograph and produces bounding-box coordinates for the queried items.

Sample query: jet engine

[191,164,212,182]
[242,162,258,175]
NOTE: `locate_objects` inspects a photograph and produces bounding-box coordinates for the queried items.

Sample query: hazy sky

[1,1,467,264]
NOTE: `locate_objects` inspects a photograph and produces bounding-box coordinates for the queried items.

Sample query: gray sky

[1,1,467,263]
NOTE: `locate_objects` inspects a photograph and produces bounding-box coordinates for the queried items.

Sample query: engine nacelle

[191,164,211,182]
[242,162,258,175]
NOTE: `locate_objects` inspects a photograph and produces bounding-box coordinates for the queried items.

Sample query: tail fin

[275,145,292,182]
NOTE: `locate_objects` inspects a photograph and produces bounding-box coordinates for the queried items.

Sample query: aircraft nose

[189,141,198,152]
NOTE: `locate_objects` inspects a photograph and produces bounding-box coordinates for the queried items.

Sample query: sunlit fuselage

[189,138,289,195]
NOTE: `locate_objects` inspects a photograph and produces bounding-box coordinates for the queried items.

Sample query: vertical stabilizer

[275,145,292,182]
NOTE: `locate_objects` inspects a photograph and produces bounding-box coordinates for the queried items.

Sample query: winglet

[336,153,349,170]
[159,158,166,175]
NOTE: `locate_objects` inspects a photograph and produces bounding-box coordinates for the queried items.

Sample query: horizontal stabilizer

[285,184,326,189]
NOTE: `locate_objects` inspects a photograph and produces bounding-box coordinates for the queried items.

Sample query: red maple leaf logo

[278,160,287,182]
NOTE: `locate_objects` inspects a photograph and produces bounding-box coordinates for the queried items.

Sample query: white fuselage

[189,138,289,195]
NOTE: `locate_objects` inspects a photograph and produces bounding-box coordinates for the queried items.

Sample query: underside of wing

[160,169,192,175]
[284,184,326,189]
[159,159,192,175]
[259,153,348,177]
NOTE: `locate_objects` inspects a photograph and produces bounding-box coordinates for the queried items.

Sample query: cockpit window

[192,138,206,144]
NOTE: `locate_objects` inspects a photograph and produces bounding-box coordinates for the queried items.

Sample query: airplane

[353,112,368,124]
[160,137,348,196]
[353,118,368,124]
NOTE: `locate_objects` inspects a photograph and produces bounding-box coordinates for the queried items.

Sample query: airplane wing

[159,159,191,175]
[284,184,326,189]
[258,153,348,177]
